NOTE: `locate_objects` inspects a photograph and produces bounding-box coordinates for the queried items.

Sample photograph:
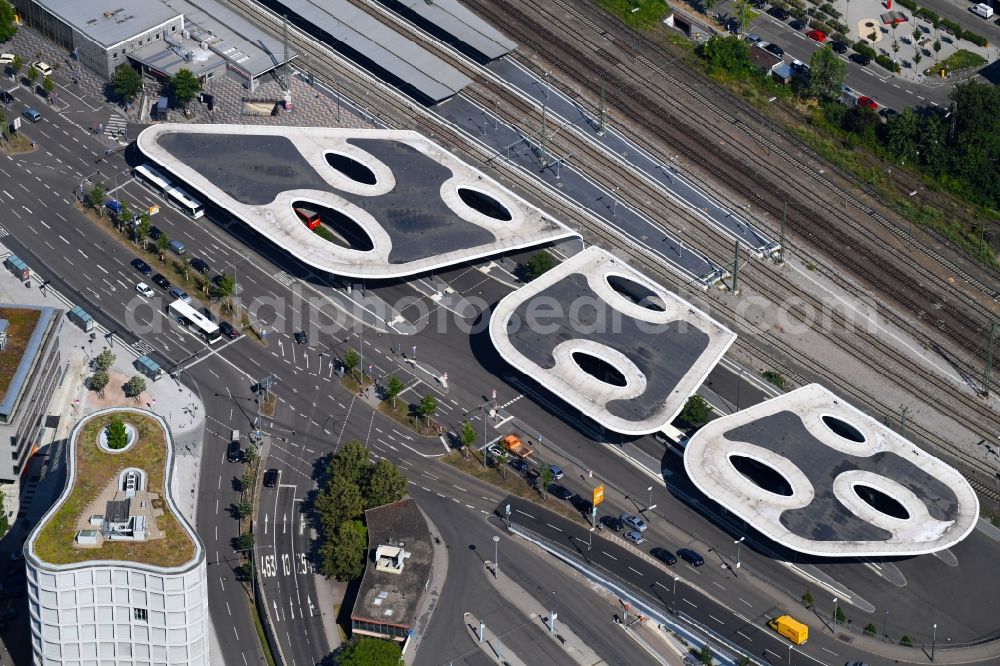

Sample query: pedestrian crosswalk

[274,271,295,287]
[104,112,127,139]
[0,226,9,238]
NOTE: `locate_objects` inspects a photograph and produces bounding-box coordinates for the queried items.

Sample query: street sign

[592,484,605,507]
[12,117,20,131]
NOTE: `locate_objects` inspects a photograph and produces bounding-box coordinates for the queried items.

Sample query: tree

[0,0,18,42]
[171,68,202,107]
[8,54,21,79]
[235,561,255,582]
[327,440,369,487]
[243,444,260,469]
[94,348,116,372]
[337,638,403,666]
[677,395,711,428]
[123,375,146,399]
[835,605,846,623]
[699,35,755,77]
[801,589,814,608]
[808,46,847,101]
[343,348,360,378]
[734,0,753,35]
[540,464,554,500]
[320,520,367,580]
[105,420,128,449]
[42,75,54,97]
[698,644,713,666]
[213,272,235,300]
[361,458,407,509]
[315,474,363,534]
[87,182,106,214]
[156,231,170,259]
[914,51,923,66]
[240,471,256,494]
[418,394,437,425]
[135,212,151,247]
[235,531,254,552]
[116,201,133,231]
[26,64,37,86]
[384,374,404,408]
[522,251,557,281]
[932,39,941,60]
[911,27,922,43]
[112,64,143,102]
[496,450,510,479]
[89,370,109,394]
[235,497,253,520]
[460,421,477,453]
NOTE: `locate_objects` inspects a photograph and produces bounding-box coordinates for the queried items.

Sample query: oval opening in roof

[854,484,910,520]
[821,415,865,443]
[457,187,512,221]
[291,201,374,252]
[571,351,627,387]
[729,455,794,496]
[325,152,377,185]
[606,274,667,312]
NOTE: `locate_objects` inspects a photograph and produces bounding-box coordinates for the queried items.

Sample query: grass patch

[249,599,277,666]
[0,308,42,402]
[377,400,440,437]
[259,392,277,418]
[33,411,196,566]
[441,452,587,524]
[929,49,987,74]
[595,0,669,30]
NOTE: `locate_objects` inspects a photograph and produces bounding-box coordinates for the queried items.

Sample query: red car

[807,29,827,42]
[857,96,878,110]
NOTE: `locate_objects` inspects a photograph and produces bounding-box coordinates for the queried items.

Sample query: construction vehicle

[768,615,808,645]
[501,434,534,459]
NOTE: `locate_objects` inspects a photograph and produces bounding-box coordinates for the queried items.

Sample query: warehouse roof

[269,0,471,102]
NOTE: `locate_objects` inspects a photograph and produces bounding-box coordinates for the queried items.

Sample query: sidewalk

[402,508,449,664]
[463,611,531,666]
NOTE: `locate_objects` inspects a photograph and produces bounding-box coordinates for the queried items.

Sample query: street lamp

[883,609,889,640]
[832,598,838,630]
[672,576,683,613]
[493,535,500,579]
[630,7,640,60]
[932,623,937,661]
[733,536,745,573]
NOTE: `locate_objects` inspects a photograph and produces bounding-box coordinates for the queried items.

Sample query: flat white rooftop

[488,246,736,435]
[683,384,980,557]
[136,124,576,279]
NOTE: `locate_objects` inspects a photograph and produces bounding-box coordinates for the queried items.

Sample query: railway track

[227,0,1000,491]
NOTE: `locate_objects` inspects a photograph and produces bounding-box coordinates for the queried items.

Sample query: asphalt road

[4,61,1000,666]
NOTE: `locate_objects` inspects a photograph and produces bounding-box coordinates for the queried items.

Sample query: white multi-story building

[25,408,208,665]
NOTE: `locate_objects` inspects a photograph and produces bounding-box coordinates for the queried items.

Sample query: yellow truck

[768,615,808,645]
[501,434,534,459]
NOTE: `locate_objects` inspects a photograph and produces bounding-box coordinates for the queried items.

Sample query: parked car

[149,225,163,240]
[749,0,766,7]
[791,59,810,74]
[789,19,806,30]
[135,282,154,298]
[219,321,240,339]
[168,287,191,303]
[190,258,210,274]
[168,239,186,256]
[131,258,152,275]
[806,29,827,42]
[601,515,625,532]
[878,107,898,120]
[548,464,564,480]
[767,6,790,19]
[625,530,646,545]
[30,61,52,77]
[22,107,41,123]
[747,33,763,44]
[857,95,878,110]
[294,330,308,344]
[151,273,171,290]
[677,548,705,566]
[263,468,281,487]
[0,53,14,66]
[621,512,648,532]
[0,90,12,104]
[548,484,573,500]
[509,458,530,473]
[651,547,678,565]
[486,443,502,459]
[570,495,594,515]
[849,52,872,65]
[830,40,848,53]
[764,42,785,57]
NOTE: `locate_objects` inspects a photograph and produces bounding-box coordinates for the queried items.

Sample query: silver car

[621,512,648,532]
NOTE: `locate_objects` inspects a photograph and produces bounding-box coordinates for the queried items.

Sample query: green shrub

[821,3,841,18]
[900,635,913,647]
[864,623,877,637]
[962,31,988,47]
[876,54,900,72]
[896,0,917,9]
[106,420,128,450]
[939,18,961,35]
[854,42,877,59]
[915,7,939,24]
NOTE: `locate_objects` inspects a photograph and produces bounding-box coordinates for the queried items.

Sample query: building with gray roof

[0,303,65,483]
[683,384,980,557]
[350,499,433,642]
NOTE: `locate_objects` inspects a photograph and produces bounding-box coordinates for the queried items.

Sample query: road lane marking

[821,648,837,656]
[682,598,697,608]
[602,551,617,560]
[515,509,535,519]
[713,581,726,590]
[545,523,563,532]
[628,566,643,576]
[737,631,753,641]
[738,598,752,607]
[59,234,69,244]
[709,614,724,625]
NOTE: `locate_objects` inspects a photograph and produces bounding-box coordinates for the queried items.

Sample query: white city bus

[167,299,221,343]
[165,185,205,219]
[134,163,172,195]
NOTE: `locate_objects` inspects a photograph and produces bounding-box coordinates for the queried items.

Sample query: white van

[971,3,994,18]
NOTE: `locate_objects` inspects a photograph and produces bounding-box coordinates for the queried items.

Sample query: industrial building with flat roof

[26,408,208,665]
[11,0,295,85]
[0,303,65,483]
[350,499,433,642]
